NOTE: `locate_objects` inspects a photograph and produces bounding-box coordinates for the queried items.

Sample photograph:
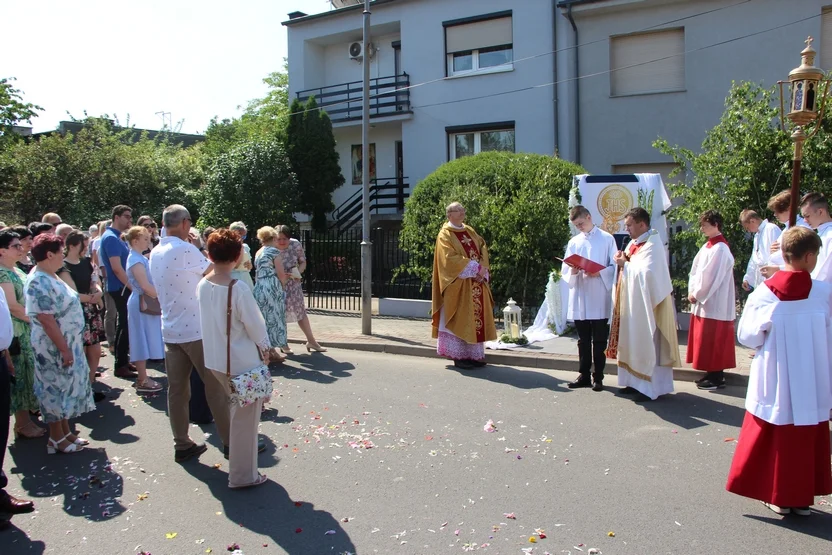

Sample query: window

[610,28,685,96]
[447,122,515,160]
[822,7,832,70]
[444,12,513,77]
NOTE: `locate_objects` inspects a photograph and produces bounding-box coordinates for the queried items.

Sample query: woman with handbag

[124,226,163,394]
[197,228,272,489]
[58,231,107,403]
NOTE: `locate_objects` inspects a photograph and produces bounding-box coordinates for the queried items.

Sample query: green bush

[198,138,298,237]
[398,151,586,310]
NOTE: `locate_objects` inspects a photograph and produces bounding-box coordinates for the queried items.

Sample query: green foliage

[286,96,345,231]
[198,138,298,238]
[1,118,202,226]
[499,333,529,345]
[655,81,832,297]
[399,151,586,310]
[0,77,42,151]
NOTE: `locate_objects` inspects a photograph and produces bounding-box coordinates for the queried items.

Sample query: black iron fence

[296,73,411,124]
[300,228,430,311]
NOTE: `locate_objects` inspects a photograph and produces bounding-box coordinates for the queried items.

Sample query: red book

[557,254,605,274]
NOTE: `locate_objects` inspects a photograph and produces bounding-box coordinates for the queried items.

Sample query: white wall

[332,121,402,210]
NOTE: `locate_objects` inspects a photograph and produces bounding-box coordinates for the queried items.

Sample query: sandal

[47,434,84,455]
[66,434,90,446]
[268,348,286,364]
[229,473,268,489]
[134,378,163,394]
[14,422,46,440]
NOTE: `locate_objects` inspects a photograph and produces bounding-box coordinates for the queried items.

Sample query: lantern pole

[788,126,806,228]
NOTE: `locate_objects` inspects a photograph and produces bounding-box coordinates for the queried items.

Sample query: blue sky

[2,0,331,134]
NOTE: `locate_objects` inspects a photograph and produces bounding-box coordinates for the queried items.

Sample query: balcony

[296,74,412,124]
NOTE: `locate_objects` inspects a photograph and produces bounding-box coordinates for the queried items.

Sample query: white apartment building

[284,0,832,229]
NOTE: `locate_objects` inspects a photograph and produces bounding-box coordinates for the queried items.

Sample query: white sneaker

[792,506,811,516]
[762,502,790,515]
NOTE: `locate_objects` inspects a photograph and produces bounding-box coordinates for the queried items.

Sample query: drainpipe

[565,3,581,165]
[552,0,559,157]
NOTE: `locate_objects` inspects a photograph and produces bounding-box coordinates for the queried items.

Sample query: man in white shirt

[150,205,230,463]
[562,206,618,391]
[740,210,781,291]
[799,192,832,282]
[761,189,812,276]
[0,289,35,529]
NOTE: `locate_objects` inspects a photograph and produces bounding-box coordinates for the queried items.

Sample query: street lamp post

[778,37,829,227]
[360,0,372,335]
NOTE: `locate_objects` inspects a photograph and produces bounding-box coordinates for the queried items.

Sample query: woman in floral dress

[24,234,95,454]
[253,226,288,361]
[0,230,44,439]
[274,225,326,353]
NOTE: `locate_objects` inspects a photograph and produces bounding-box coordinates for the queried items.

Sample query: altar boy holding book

[562,206,618,391]
[726,226,832,516]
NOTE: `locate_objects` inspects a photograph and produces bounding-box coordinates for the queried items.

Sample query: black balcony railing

[296,73,411,123]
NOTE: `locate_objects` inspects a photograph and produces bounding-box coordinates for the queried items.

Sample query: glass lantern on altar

[503,298,522,340]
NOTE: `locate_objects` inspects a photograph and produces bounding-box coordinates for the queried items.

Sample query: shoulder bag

[226,280,273,407]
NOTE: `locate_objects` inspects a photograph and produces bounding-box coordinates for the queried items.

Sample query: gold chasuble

[431,223,497,344]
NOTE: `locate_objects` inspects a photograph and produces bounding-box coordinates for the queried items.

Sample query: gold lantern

[778,37,830,226]
[503,298,522,340]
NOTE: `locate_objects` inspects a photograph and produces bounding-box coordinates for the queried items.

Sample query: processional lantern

[778,36,829,226]
[503,298,522,340]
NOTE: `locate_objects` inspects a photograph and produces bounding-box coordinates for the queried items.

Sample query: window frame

[443,11,514,78]
[446,121,516,161]
[609,27,686,97]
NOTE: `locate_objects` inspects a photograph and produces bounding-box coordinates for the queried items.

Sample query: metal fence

[300,228,430,311]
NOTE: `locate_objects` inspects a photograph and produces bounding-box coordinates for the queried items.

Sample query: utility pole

[360,0,373,335]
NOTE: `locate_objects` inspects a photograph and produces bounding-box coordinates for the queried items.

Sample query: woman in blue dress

[254,226,288,362]
[24,234,95,454]
[124,226,163,394]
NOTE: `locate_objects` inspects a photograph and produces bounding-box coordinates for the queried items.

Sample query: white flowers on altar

[546,270,567,335]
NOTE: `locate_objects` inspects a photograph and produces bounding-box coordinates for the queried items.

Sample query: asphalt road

[3,350,830,555]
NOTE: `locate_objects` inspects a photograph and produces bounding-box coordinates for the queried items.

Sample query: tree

[398,151,586,310]
[0,77,42,151]
[286,96,345,230]
[198,137,298,238]
[2,117,203,226]
[655,81,832,299]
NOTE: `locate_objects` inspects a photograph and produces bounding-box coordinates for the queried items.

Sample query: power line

[282,0,754,118]
[411,12,821,111]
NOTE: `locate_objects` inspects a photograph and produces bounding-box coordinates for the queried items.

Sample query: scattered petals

[226,543,240,551]
[295,528,303,534]
[294,502,303,507]
[528,536,537,543]
[534,528,547,539]
[607,531,615,537]
[212,463,222,469]
[483,419,497,433]
[325,530,336,535]
[165,532,177,539]
[504,512,516,519]
[724,437,736,442]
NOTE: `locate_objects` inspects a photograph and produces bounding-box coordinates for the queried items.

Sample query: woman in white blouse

[196,228,270,489]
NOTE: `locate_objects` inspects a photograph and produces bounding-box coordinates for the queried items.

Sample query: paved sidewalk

[289,310,754,386]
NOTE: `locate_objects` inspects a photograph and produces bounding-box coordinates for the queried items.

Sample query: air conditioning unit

[349,41,375,61]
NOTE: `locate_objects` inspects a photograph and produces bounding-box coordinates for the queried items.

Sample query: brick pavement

[288,309,753,386]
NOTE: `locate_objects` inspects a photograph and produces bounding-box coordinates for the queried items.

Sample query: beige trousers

[215,372,263,488]
[164,340,230,450]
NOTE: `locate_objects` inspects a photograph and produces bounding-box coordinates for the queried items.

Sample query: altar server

[740,210,781,292]
[562,206,618,391]
[608,207,680,400]
[798,192,832,281]
[763,189,811,273]
[687,210,736,390]
[726,226,832,516]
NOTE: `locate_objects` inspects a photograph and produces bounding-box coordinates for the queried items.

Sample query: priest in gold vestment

[608,207,680,400]
[431,202,497,369]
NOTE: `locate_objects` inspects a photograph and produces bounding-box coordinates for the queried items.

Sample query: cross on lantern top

[806,36,814,49]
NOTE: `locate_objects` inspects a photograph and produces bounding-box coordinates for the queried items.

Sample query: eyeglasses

[143,223,157,229]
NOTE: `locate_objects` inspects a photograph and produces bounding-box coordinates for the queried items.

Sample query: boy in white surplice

[727,226,832,516]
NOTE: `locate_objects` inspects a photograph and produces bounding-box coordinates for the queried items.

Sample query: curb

[288,339,750,387]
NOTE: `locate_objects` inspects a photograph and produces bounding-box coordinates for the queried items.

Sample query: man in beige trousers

[150,205,231,462]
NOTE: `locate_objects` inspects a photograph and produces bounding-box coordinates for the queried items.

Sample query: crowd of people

[431,196,831,519]
[0,204,331,528]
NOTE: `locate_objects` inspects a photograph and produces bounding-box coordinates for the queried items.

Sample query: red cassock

[686,235,736,372]
[726,271,832,507]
